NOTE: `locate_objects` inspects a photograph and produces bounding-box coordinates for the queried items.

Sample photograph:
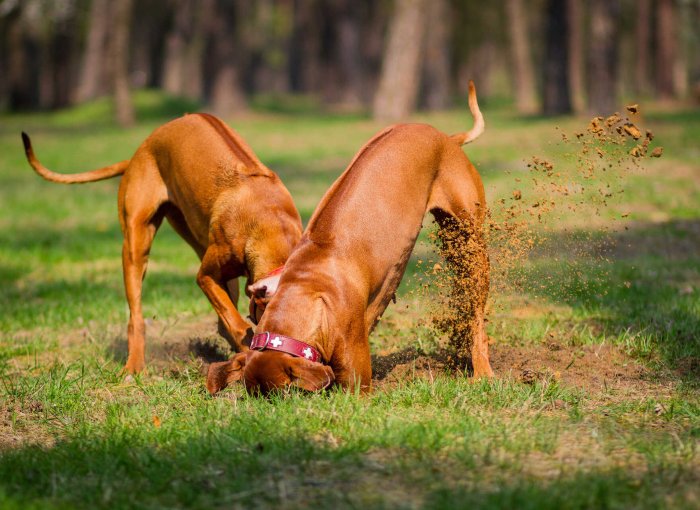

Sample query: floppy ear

[247,271,282,300]
[206,352,247,394]
[285,357,335,392]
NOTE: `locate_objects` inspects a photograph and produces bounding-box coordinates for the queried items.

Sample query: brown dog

[207,82,493,395]
[22,113,302,373]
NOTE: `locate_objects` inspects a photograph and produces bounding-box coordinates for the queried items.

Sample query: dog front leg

[216,279,240,343]
[197,253,252,352]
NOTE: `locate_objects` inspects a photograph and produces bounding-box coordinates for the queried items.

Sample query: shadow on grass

[106,334,230,367]
[519,219,700,378]
[0,429,694,509]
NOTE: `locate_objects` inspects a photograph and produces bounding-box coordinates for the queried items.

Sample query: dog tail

[22,132,129,184]
[450,80,485,145]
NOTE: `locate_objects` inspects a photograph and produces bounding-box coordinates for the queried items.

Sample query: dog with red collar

[207,82,493,395]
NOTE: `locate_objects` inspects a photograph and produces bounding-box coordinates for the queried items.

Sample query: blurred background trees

[1,0,698,123]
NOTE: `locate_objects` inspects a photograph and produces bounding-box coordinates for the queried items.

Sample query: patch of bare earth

[372,339,676,403]
[0,400,56,450]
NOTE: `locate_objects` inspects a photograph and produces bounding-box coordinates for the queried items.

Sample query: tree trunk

[75,0,111,102]
[542,0,571,115]
[587,0,620,115]
[422,0,451,110]
[162,0,206,100]
[634,0,651,96]
[162,0,189,96]
[505,0,537,114]
[359,1,390,104]
[6,6,41,110]
[335,0,364,107]
[655,0,676,99]
[458,41,497,100]
[182,2,208,101]
[208,0,247,116]
[249,0,293,95]
[567,0,585,112]
[111,0,135,126]
[673,0,689,98]
[372,0,428,122]
[289,0,321,93]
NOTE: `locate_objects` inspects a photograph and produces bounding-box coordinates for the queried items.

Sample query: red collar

[250,332,323,363]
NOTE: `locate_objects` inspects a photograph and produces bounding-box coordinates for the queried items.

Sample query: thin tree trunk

[289,0,317,92]
[422,0,451,110]
[373,0,428,122]
[505,0,537,114]
[542,0,571,115]
[208,0,247,116]
[7,6,41,110]
[634,0,651,96]
[182,2,208,101]
[250,0,292,95]
[459,41,497,99]
[567,0,585,112]
[162,0,205,99]
[335,0,364,107]
[656,0,676,99]
[111,0,135,126]
[360,1,390,104]
[75,0,110,102]
[588,0,620,114]
[674,0,689,98]
[162,0,189,96]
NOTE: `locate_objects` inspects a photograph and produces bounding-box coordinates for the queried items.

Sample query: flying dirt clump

[429,216,489,366]
[421,104,663,367]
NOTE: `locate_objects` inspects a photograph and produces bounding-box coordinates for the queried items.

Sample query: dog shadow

[106,334,231,367]
[107,334,466,380]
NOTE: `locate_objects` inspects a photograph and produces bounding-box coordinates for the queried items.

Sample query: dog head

[207,350,334,396]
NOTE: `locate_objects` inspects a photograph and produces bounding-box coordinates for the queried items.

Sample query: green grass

[1,90,699,508]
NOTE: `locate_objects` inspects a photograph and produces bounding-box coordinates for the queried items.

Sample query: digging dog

[207,82,493,395]
[22,113,302,373]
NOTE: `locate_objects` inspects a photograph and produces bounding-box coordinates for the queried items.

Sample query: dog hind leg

[429,170,494,378]
[119,159,167,374]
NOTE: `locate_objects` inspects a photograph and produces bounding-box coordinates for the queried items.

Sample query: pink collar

[262,265,284,278]
[250,332,323,363]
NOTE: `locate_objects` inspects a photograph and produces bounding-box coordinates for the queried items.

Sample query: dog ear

[206,352,247,394]
[252,284,267,299]
[285,358,334,392]
[247,271,282,300]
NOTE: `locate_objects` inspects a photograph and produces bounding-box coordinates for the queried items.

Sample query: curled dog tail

[22,132,129,184]
[450,80,485,145]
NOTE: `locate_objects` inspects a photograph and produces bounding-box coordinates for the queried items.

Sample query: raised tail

[450,80,485,145]
[22,132,129,184]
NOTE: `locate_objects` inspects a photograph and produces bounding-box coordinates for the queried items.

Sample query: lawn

[0,91,698,509]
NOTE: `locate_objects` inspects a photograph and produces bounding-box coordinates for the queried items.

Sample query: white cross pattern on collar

[270,336,283,348]
[302,347,313,359]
